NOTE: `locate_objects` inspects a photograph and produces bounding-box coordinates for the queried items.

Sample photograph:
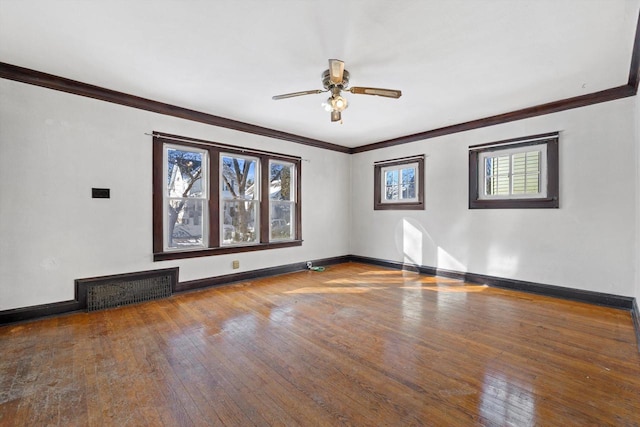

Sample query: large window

[374,155,425,210]
[153,133,301,261]
[469,133,559,209]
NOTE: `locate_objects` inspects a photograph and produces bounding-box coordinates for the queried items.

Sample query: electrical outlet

[232,260,240,269]
[307,261,313,269]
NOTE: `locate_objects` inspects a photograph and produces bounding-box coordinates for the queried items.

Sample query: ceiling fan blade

[329,59,345,84]
[349,87,402,99]
[272,89,324,100]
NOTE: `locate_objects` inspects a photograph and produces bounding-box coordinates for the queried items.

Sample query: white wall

[1,76,638,311]
[0,79,351,310]
[351,97,638,297]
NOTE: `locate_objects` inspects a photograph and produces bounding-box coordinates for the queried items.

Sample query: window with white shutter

[469,133,559,209]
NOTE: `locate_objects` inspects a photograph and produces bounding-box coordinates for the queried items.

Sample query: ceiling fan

[272,59,402,123]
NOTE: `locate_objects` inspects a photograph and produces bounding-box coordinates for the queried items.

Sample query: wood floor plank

[1,262,639,426]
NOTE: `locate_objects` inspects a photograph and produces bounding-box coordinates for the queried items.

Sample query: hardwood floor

[1,262,639,426]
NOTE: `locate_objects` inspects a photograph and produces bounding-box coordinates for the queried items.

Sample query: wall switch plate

[92,188,110,198]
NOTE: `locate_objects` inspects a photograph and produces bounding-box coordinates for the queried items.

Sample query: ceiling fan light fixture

[272,59,401,124]
[330,95,348,112]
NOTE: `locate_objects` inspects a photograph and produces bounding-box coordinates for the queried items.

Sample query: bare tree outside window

[166,148,205,248]
[153,133,302,260]
[269,161,295,240]
[221,155,258,244]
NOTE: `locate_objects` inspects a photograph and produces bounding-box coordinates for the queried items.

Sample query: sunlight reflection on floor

[284,271,489,294]
[402,285,488,293]
[285,286,385,294]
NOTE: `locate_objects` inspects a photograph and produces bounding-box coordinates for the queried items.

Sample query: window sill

[469,198,558,209]
[374,202,425,211]
[154,240,303,261]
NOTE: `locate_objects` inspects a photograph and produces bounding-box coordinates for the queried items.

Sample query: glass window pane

[401,168,415,185]
[486,176,509,195]
[385,185,398,200]
[495,176,510,195]
[485,157,493,178]
[402,184,415,199]
[512,152,526,175]
[485,176,494,195]
[486,155,510,178]
[221,155,257,200]
[270,161,294,201]
[401,167,416,199]
[403,185,415,199]
[512,174,525,194]
[525,173,540,193]
[167,148,204,198]
[385,170,398,186]
[167,199,204,248]
[485,156,509,178]
[222,200,259,244]
[270,201,294,240]
[496,156,510,175]
[526,151,540,172]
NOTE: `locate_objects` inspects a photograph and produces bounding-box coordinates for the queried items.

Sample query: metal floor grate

[86,275,172,312]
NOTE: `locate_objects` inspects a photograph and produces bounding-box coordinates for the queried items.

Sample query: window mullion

[509,153,514,196]
[209,149,220,248]
[260,156,270,243]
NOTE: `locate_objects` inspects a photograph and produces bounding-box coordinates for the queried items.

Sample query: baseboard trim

[632,299,640,352]
[176,256,350,293]
[0,254,633,328]
[348,255,635,310]
[0,300,82,325]
[0,256,350,325]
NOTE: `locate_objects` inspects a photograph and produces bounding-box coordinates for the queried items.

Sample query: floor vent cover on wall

[76,268,178,312]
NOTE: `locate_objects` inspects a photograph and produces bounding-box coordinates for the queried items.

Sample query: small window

[374,155,424,210]
[469,133,559,209]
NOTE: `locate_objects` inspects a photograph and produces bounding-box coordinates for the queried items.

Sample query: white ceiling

[1,0,638,148]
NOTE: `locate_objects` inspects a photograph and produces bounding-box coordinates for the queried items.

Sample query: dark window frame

[153,133,302,261]
[374,155,425,210]
[469,132,559,209]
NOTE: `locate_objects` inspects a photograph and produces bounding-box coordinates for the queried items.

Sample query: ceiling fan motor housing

[322,69,350,90]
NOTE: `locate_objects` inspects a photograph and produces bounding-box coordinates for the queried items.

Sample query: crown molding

[0,62,350,154]
[350,85,635,153]
[1,11,638,155]
[351,10,640,153]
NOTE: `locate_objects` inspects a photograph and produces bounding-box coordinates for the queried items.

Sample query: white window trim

[478,143,548,200]
[380,162,420,204]
[163,143,209,252]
